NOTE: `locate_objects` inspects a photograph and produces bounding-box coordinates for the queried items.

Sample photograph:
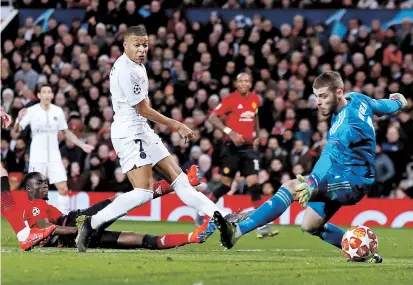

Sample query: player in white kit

[75,26,233,252]
[14,84,94,214]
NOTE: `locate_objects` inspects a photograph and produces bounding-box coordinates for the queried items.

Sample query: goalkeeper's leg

[215,179,299,249]
[301,204,344,248]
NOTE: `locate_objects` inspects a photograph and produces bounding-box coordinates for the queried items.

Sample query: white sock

[171,173,229,217]
[57,194,70,215]
[235,224,242,239]
[90,188,153,229]
[16,226,30,242]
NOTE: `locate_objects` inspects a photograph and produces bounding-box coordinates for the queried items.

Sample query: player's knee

[127,166,153,190]
[301,222,321,235]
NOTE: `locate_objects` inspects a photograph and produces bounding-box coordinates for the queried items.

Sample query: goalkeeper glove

[389,93,407,109]
[295,174,318,208]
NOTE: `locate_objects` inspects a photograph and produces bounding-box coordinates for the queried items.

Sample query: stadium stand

[1,0,412,199]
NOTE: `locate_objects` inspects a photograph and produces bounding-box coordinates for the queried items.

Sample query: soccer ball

[341,226,378,261]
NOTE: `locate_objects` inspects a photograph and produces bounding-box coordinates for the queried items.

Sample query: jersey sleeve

[119,69,146,107]
[58,107,68,131]
[47,204,63,224]
[309,110,356,185]
[214,96,232,116]
[18,108,31,129]
[357,94,401,117]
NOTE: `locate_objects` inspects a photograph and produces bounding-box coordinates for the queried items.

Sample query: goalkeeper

[214,72,407,263]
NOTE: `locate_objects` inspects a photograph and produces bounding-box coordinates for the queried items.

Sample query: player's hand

[17,108,27,121]
[1,111,12,129]
[229,131,244,146]
[175,122,194,143]
[295,175,315,208]
[389,93,407,109]
[81,144,95,153]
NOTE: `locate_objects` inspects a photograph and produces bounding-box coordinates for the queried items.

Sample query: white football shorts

[112,128,171,173]
[29,161,67,184]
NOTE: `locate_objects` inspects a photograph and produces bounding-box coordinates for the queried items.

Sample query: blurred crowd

[12,0,413,10]
[1,0,413,199]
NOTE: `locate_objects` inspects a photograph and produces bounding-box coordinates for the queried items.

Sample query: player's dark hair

[22,172,42,189]
[125,25,147,38]
[313,71,344,93]
[38,83,53,93]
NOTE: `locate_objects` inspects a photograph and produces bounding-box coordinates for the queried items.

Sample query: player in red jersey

[1,110,55,251]
[22,167,209,250]
[207,73,279,238]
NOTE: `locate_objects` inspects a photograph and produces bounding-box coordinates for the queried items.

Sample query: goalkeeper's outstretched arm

[366,93,407,117]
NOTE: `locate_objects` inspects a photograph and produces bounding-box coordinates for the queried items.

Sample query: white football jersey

[19,104,68,163]
[110,53,149,138]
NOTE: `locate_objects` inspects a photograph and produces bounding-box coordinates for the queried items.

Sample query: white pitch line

[1,248,310,253]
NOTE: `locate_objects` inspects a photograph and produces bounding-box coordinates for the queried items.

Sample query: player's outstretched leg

[301,205,345,248]
[216,184,295,249]
[155,156,231,219]
[96,229,210,250]
[75,165,202,252]
[76,164,155,252]
[97,232,192,250]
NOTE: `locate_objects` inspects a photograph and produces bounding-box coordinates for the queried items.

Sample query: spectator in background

[198,153,213,182]
[60,137,84,168]
[97,144,116,183]
[7,138,27,173]
[290,139,312,172]
[109,167,132,192]
[381,126,406,193]
[88,170,105,192]
[14,60,39,90]
[1,139,15,171]
[371,145,395,197]
[182,145,201,171]
[67,161,88,191]
[295,118,313,146]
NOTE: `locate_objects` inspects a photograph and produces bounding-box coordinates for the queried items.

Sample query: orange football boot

[187,165,201,186]
[19,225,56,251]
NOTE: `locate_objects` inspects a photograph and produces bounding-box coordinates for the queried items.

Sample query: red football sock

[1,191,27,234]
[252,199,265,209]
[156,234,190,249]
[152,180,174,199]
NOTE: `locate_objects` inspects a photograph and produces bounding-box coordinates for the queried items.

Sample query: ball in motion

[341,226,378,261]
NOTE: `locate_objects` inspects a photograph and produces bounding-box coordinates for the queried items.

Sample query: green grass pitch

[1,218,412,285]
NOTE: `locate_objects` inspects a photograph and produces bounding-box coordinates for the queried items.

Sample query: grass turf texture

[1,218,412,285]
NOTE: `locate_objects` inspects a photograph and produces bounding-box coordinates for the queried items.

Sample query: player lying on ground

[1,111,55,251]
[76,26,242,252]
[214,71,407,263]
[22,170,210,250]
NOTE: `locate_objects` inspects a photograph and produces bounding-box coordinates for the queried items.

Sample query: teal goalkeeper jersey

[309,92,402,188]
